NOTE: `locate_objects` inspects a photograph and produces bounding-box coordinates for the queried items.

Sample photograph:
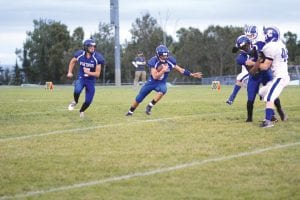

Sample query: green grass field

[0,85,299,200]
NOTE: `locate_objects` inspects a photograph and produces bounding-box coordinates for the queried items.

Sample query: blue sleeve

[254,41,265,52]
[167,56,177,65]
[235,54,247,66]
[74,50,84,58]
[147,56,158,68]
[95,52,105,65]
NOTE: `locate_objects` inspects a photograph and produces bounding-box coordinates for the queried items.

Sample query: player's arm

[258,58,272,70]
[67,57,77,78]
[131,61,138,68]
[245,59,260,75]
[136,61,146,65]
[174,65,202,78]
[151,64,168,80]
[251,57,272,74]
[83,64,101,78]
[245,47,265,75]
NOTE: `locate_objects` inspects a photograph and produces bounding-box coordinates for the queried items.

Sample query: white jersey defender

[259,28,290,102]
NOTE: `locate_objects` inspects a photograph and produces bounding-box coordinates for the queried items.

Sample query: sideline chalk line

[1,142,299,200]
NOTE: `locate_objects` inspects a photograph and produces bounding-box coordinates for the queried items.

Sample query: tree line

[1,13,300,85]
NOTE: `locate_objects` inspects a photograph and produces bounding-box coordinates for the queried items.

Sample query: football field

[0,85,299,200]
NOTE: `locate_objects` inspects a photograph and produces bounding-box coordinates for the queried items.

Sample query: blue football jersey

[235,51,249,66]
[134,56,146,71]
[254,41,265,51]
[147,56,177,83]
[74,50,105,80]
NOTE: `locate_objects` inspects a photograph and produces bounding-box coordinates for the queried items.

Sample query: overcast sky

[0,0,300,66]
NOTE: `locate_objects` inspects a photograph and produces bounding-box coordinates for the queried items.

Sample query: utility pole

[110,0,121,86]
[159,10,169,45]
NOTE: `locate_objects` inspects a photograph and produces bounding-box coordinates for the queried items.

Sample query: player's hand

[67,72,73,78]
[248,65,259,76]
[232,46,238,53]
[191,72,203,78]
[161,64,169,72]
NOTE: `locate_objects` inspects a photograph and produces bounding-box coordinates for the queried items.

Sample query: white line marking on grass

[0,117,179,142]
[1,142,299,200]
[1,104,298,142]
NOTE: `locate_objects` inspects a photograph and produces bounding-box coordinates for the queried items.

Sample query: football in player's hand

[156,65,163,72]
[156,64,167,72]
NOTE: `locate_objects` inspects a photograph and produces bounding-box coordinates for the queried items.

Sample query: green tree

[0,66,4,84]
[172,27,204,83]
[2,68,11,85]
[11,60,22,85]
[69,27,85,53]
[63,27,85,84]
[202,25,242,76]
[22,19,70,83]
[284,31,298,64]
[92,22,115,84]
[173,25,242,78]
[122,13,172,83]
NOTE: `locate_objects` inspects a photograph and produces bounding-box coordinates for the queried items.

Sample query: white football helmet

[263,26,280,43]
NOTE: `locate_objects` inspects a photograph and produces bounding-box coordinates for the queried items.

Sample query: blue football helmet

[235,35,251,52]
[156,45,169,59]
[263,26,280,43]
[244,25,258,40]
[83,39,96,52]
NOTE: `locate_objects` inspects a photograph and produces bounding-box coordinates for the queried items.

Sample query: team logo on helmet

[263,27,280,43]
[244,25,258,40]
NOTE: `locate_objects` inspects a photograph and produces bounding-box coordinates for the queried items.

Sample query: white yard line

[0,114,207,142]
[1,142,299,200]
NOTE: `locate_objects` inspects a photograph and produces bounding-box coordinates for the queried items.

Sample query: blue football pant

[74,79,95,105]
[135,81,167,103]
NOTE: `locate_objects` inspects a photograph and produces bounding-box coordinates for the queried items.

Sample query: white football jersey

[262,40,289,78]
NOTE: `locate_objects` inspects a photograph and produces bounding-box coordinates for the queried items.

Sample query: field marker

[0,142,299,200]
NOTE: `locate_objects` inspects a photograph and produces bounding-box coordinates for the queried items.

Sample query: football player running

[67,39,105,118]
[126,45,202,116]
[251,26,290,128]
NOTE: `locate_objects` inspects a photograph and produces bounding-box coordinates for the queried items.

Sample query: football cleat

[125,111,133,116]
[68,101,77,111]
[145,105,152,115]
[226,100,233,105]
[279,111,288,121]
[260,120,274,128]
[79,112,84,118]
[271,116,278,123]
[245,118,253,122]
